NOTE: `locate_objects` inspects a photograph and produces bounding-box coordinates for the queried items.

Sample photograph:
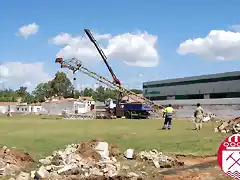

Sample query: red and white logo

[218,134,240,179]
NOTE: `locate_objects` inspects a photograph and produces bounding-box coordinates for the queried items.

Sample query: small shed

[29,103,42,113]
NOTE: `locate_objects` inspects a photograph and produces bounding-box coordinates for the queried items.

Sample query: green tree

[23,94,36,104]
[82,88,92,97]
[0,89,18,102]
[32,82,53,102]
[73,90,81,99]
[130,89,143,94]
[15,86,28,98]
[104,88,118,100]
[95,86,105,101]
[51,71,74,97]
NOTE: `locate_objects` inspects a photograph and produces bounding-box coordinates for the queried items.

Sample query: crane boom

[55,57,162,110]
[84,29,121,87]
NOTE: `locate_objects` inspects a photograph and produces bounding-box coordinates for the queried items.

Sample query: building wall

[16,105,31,113]
[41,101,91,115]
[144,80,240,99]
[143,71,240,101]
[31,106,42,113]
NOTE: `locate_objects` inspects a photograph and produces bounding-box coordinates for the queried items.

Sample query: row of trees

[0,72,143,104]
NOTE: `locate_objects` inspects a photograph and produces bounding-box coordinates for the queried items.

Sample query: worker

[194,103,204,130]
[162,104,174,130]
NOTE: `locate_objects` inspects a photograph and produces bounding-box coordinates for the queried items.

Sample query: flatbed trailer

[122,103,154,119]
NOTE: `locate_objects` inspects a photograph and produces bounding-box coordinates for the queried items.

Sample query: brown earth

[77,139,121,162]
[77,139,102,161]
[159,155,231,180]
[0,147,34,167]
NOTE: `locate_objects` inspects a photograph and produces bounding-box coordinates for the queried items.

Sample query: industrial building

[143,71,240,102]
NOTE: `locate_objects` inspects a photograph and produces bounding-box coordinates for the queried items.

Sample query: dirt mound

[0,146,34,176]
[78,139,101,161]
[108,143,121,157]
[77,139,121,161]
[0,147,34,166]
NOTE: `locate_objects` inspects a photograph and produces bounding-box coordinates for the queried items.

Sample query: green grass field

[0,115,227,159]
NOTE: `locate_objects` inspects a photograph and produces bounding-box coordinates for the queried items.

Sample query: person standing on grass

[194,103,204,130]
[162,104,174,130]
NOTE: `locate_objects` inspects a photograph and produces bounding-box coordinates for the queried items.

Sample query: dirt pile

[0,146,34,176]
[214,117,240,133]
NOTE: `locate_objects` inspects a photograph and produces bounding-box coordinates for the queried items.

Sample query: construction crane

[55,57,161,109]
[84,29,121,87]
[55,28,162,118]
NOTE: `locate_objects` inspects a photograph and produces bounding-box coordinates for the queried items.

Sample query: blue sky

[0,0,240,91]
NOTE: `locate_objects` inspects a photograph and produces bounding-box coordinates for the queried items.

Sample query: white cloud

[177,30,240,60]
[231,25,240,32]
[0,62,51,90]
[16,23,39,39]
[50,30,159,67]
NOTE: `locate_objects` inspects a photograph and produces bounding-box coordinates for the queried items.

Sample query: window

[25,108,27,111]
[149,96,167,101]
[17,107,19,111]
[175,94,204,100]
[143,75,240,88]
[145,92,240,100]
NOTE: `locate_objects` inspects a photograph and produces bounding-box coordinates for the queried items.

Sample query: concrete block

[16,172,30,180]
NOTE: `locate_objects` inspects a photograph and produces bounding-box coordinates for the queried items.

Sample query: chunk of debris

[138,149,184,168]
[16,171,30,180]
[124,149,135,159]
[214,117,240,134]
[128,172,139,176]
[35,166,50,179]
[203,113,221,122]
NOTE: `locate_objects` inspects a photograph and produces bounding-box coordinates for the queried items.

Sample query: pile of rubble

[202,113,222,122]
[0,146,34,176]
[3,140,186,180]
[138,150,184,168]
[124,149,184,168]
[29,140,122,179]
[214,117,240,134]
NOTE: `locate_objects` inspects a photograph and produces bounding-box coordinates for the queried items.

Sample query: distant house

[121,94,145,103]
[41,98,94,115]
[29,103,42,113]
[0,102,19,113]
[78,96,95,111]
[15,103,42,114]
[15,103,30,113]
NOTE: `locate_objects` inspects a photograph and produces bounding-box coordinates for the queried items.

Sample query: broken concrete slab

[214,117,240,134]
[35,166,50,179]
[139,149,184,168]
[124,149,135,159]
[16,172,30,180]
